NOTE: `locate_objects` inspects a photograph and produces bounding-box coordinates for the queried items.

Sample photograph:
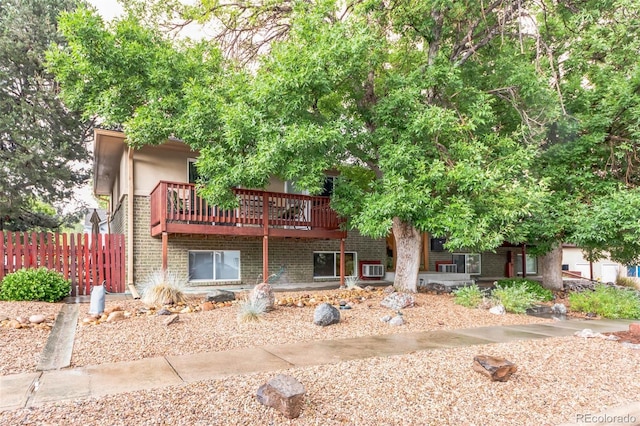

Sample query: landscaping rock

[489,305,505,315]
[201,301,214,311]
[156,308,172,316]
[383,285,396,294]
[389,315,404,326]
[29,314,45,324]
[629,323,640,336]
[574,329,619,340]
[380,292,415,310]
[163,314,179,326]
[16,316,29,324]
[551,303,567,315]
[256,374,306,419]
[380,315,392,323]
[206,290,236,303]
[250,283,275,311]
[106,311,125,322]
[472,355,517,382]
[104,306,124,315]
[313,303,340,326]
[621,342,640,350]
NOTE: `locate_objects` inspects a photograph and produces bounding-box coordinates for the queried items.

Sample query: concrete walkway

[1,317,635,414]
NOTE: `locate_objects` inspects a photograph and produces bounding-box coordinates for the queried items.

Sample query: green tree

[0,0,91,231]
[521,0,640,289]
[50,2,558,292]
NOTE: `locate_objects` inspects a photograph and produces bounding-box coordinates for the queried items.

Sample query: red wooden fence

[0,231,125,296]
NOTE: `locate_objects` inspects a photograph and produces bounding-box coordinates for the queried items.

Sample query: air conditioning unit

[362,264,385,278]
[438,264,457,273]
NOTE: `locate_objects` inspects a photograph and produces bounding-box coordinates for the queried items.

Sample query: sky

[87,0,124,21]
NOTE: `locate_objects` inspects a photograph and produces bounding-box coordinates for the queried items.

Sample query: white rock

[29,314,46,324]
[489,305,505,315]
[622,342,640,350]
[388,316,404,326]
[574,329,619,340]
[380,315,392,323]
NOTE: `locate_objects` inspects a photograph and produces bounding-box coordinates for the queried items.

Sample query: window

[452,253,481,275]
[189,250,240,282]
[515,254,537,275]
[320,176,336,197]
[628,265,640,277]
[313,251,356,278]
[188,158,200,184]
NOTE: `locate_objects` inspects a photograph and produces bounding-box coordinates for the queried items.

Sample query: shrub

[568,285,640,319]
[0,267,70,302]
[491,282,543,314]
[453,284,484,308]
[139,269,189,307]
[237,297,268,323]
[616,275,639,289]
[495,278,554,302]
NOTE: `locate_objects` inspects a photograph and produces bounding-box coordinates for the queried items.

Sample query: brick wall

[130,195,386,286]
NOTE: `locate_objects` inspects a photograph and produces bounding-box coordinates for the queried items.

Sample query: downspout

[127,147,134,288]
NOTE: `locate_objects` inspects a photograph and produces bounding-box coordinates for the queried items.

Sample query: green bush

[453,284,484,308]
[0,268,70,302]
[568,285,640,319]
[491,282,543,314]
[495,278,554,302]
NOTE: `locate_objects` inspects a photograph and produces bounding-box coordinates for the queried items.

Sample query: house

[93,129,386,288]
[562,244,633,284]
[93,129,538,289]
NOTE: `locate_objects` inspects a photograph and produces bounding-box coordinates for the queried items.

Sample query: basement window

[189,250,240,282]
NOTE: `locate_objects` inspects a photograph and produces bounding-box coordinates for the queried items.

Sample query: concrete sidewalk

[1,318,635,413]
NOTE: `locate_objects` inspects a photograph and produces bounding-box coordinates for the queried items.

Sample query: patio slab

[0,372,40,410]
[86,357,183,397]
[166,347,293,382]
[37,304,79,371]
[32,368,91,405]
[449,325,553,343]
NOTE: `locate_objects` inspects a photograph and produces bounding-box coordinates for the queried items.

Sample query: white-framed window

[515,254,537,275]
[313,251,357,278]
[627,265,640,277]
[188,250,240,282]
[188,158,199,184]
[452,253,481,275]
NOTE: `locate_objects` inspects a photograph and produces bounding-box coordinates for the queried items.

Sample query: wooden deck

[150,181,346,239]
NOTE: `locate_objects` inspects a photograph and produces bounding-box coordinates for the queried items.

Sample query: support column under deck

[162,232,168,270]
[262,236,269,283]
[339,238,345,287]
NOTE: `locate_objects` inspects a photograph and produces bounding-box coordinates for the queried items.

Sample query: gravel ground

[0,301,59,375]
[1,338,639,425]
[1,288,639,425]
[69,289,553,368]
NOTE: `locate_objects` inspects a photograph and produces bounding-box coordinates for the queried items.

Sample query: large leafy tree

[521,0,640,288]
[0,0,91,231]
[50,1,557,292]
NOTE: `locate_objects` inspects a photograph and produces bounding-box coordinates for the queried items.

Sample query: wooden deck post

[162,232,168,270]
[339,238,345,287]
[262,193,269,283]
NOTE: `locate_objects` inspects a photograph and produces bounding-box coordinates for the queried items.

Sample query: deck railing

[150,181,343,232]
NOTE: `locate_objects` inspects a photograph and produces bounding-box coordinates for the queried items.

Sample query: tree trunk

[540,244,563,291]
[392,217,422,293]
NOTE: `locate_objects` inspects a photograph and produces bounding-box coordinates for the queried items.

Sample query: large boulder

[206,289,236,303]
[313,303,340,326]
[256,374,306,419]
[250,283,275,311]
[380,292,415,310]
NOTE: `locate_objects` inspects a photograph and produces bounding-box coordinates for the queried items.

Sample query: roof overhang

[93,129,126,196]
